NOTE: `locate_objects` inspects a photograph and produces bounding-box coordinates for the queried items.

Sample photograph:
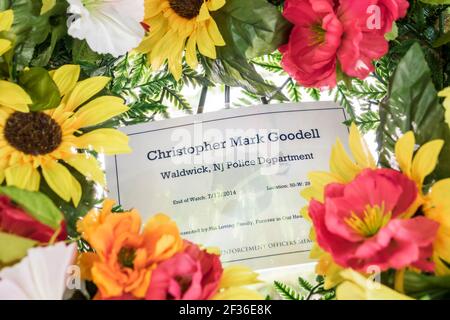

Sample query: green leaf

[202,53,287,99]
[377,43,450,181]
[419,0,450,4]
[404,271,450,299]
[9,0,68,70]
[0,186,63,230]
[273,281,301,300]
[0,231,36,265]
[212,0,292,60]
[433,31,450,48]
[72,39,103,66]
[18,67,61,111]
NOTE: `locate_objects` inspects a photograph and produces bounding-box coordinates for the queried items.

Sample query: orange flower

[77,199,183,299]
[142,213,184,263]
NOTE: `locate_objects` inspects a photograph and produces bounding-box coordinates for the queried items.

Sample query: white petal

[67,0,145,57]
[0,279,29,300]
[0,243,77,300]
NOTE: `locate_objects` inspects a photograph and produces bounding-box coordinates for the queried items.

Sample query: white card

[106,102,349,270]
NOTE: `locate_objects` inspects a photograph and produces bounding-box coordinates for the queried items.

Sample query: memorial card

[106,102,349,270]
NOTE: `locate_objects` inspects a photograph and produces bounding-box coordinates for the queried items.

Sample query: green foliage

[213,0,292,60]
[108,54,196,125]
[273,276,336,300]
[0,232,36,266]
[6,0,68,73]
[404,270,450,299]
[0,186,64,230]
[204,0,292,97]
[18,67,60,111]
[377,43,450,181]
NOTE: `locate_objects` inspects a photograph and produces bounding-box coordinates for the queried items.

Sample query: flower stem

[394,269,405,293]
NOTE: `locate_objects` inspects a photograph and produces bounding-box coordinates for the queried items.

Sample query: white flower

[67,0,145,57]
[0,243,77,300]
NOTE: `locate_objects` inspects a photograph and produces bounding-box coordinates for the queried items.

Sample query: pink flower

[0,196,66,243]
[309,169,439,272]
[279,0,409,88]
[145,242,223,300]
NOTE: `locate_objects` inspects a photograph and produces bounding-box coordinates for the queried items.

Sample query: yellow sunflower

[0,65,131,206]
[0,10,14,57]
[137,0,226,79]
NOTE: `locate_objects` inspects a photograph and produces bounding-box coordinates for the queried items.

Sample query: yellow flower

[438,87,450,128]
[0,10,14,56]
[336,269,413,300]
[212,265,263,300]
[395,132,449,273]
[40,0,56,15]
[0,65,131,205]
[301,123,376,203]
[137,0,226,80]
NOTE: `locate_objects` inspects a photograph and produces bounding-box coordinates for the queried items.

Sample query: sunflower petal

[52,65,80,97]
[301,171,341,202]
[76,129,131,155]
[330,139,360,182]
[197,3,211,22]
[63,77,110,112]
[207,19,225,46]
[65,154,106,187]
[196,25,216,59]
[73,96,128,128]
[4,164,39,191]
[0,39,12,56]
[70,174,82,207]
[395,131,415,176]
[42,162,75,202]
[0,10,14,32]
[207,0,226,11]
[411,140,444,186]
[185,33,199,70]
[349,123,376,168]
[0,81,32,112]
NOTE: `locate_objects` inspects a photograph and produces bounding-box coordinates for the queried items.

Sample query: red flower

[279,0,409,88]
[0,196,66,243]
[146,241,223,300]
[309,169,439,272]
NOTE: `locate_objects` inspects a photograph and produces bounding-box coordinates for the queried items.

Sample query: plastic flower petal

[0,10,13,57]
[0,195,66,243]
[336,269,413,300]
[212,265,262,300]
[423,179,450,275]
[137,0,226,80]
[67,0,145,57]
[0,242,77,300]
[309,168,439,273]
[439,87,450,128]
[301,123,376,203]
[77,199,183,299]
[145,241,223,300]
[0,65,131,205]
[0,81,33,112]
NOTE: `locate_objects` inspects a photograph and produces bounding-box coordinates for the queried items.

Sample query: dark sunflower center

[4,112,62,155]
[169,0,204,19]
